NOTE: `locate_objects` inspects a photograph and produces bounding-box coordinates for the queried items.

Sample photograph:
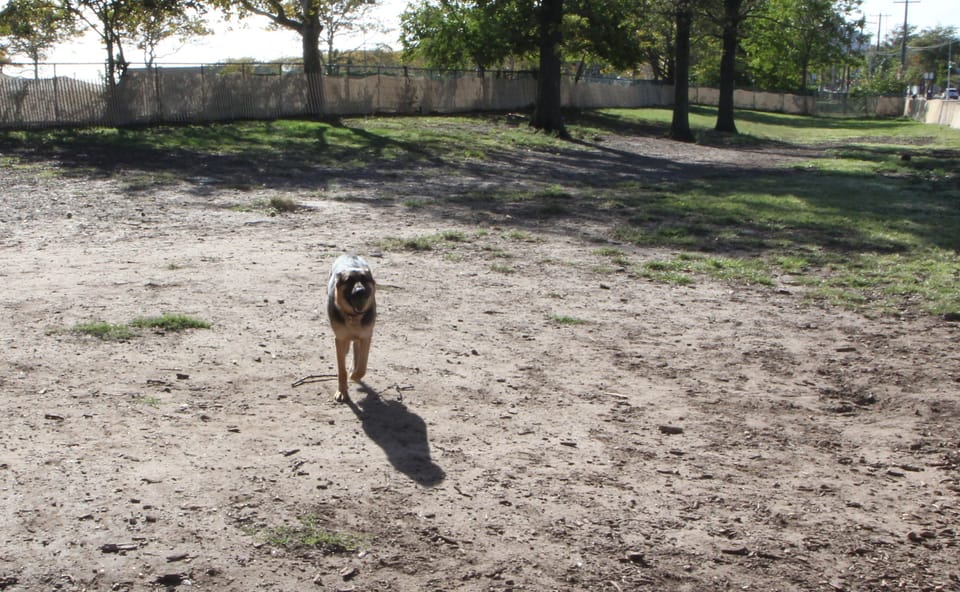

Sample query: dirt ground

[1,122,958,592]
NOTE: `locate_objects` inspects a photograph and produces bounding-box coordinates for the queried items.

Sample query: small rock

[154,574,185,587]
[659,425,684,435]
[340,566,359,580]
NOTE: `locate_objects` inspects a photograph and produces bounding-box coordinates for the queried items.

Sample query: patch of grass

[69,313,210,341]
[130,313,211,331]
[1,116,570,173]
[121,171,180,192]
[490,263,516,274]
[72,321,136,341]
[267,196,299,213]
[258,515,362,554]
[638,259,695,286]
[379,230,471,252]
[131,395,162,408]
[593,246,632,268]
[504,230,537,242]
[402,198,428,209]
[603,146,959,314]
[549,314,588,325]
[233,196,300,215]
[636,254,773,286]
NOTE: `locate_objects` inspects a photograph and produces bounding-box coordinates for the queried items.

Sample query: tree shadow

[344,384,445,488]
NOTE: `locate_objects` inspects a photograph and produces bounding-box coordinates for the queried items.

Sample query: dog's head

[336,268,376,314]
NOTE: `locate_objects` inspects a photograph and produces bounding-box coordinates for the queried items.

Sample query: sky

[1,0,957,77]
[859,0,959,42]
[39,0,410,72]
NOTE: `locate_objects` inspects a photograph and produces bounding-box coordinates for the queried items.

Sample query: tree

[129,0,209,67]
[901,26,958,93]
[400,0,533,72]
[401,0,655,135]
[62,0,131,87]
[745,0,864,94]
[634,0,680,82]
[215,0,382,114]
[314,0,380,67]
[0,0,75,78]
[530,0,566,135]
[713,0,743,132]
[60,0,206,87]
[567,0,648,76]
[670,0,694,142]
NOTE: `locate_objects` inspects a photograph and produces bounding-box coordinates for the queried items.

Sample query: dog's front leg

[351,336,371,383]
[334,337,351,402]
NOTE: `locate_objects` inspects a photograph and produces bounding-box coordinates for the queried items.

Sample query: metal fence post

[154,66,162,123]
[53,64,61,125]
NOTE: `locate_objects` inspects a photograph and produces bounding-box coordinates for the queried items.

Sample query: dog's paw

[334,390,349,403]
[350,370,365,382]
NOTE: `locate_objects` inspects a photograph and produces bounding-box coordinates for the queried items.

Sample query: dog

[327,254,377,402]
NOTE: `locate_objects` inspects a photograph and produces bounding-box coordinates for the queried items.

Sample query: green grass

[72,321,137,341]
[71,313,210,340]
[600,161,959,314]
[0,116,569,171]
[379,230,471,252]
[131,395,162,408]
[549,314,588,325]
[130,314,211,331]
[558,108,959,315]
[257,515,362,554]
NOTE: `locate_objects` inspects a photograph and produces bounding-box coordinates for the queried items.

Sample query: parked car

[947,88,959,100]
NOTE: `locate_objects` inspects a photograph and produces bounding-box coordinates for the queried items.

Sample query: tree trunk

[670,2,695,143]
[530,0,567,137]
[301,3,324,116]
[715,0,740,134]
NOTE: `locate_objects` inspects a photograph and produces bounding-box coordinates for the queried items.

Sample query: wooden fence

[0,63,904,130]
[0,65,671,129]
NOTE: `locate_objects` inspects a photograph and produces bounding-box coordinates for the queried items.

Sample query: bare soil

[1,125,958,592]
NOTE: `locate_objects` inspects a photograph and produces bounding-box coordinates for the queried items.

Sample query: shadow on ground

[345,384,445,488]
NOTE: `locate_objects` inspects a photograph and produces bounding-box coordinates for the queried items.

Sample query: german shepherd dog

[327,254,377,402]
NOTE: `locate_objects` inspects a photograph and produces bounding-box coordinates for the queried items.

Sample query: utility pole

[873,13,891,51]
[893,0,920,78]
[869,13,891,75]
[949,40,954,92]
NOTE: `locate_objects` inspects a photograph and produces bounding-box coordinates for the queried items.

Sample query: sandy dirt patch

[1,127,958,592]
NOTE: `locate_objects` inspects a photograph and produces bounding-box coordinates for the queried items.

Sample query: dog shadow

[345,384,446,487]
